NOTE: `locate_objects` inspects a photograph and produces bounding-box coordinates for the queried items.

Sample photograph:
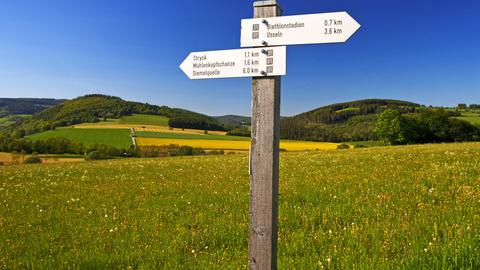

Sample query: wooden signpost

[249,2,282,269]
[180,1,360,268]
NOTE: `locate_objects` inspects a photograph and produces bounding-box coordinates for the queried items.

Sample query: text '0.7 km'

[241,12,361,47]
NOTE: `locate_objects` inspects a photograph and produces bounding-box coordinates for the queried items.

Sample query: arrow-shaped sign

[180,47,286,80]
[241,12,360,47]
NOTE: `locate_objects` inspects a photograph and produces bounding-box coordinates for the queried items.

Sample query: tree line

[280,99,421,142]
[168,116,226,131]
[375,109,480,145]
[457,103,480,110]
[0,134,226,161]
[0,134,136,157]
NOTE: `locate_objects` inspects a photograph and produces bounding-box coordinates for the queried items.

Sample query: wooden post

[249,1,282,269]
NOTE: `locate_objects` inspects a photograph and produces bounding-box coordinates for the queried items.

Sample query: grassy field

[70,114,169,127]
[0,143,479,269]
[119,114,169,126]
[136,131,250,141]
[136,137,340,151]
[0,115,31,128]
[0,117,13,127]
[456,111,480,125]
[27,128,133,149]
[0,152,84,165]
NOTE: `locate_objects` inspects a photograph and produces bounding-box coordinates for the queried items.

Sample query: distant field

[119,114,169,126]
[73,114,169,127]
[75,119,120,126]
[335,107,360,113]
[0,152,12,164]
[0,114,31,128]
[135,131,249,141]
[1,143,479,268]
[456,111,480,125]
[0,118,14,127]
[137,137,340,151]
[27,128,133,149]
[0,152,84,165]
[75,123,228,136]
[346,141,385,147]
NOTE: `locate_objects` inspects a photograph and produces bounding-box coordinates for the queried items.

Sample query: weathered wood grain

[249,1,282,269]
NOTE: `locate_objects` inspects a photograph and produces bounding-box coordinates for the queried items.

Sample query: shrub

[208,150,225,155]
[374,109,409,145]
[85,151,110,161]
[24,155,42,164]
[353,144,368,148]
[226,128,251,137]
[337,144,350,150]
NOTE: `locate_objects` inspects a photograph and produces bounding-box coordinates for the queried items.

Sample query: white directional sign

[241,12,360,47]
[180,47,286,80]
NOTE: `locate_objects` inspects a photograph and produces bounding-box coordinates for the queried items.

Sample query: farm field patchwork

[26,128,133,149]
[136,137,340,151]
[74,123,228,136]
[0,143,479,269]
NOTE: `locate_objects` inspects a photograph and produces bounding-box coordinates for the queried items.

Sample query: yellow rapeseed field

[136,137,339,151]
[0,152,12,164]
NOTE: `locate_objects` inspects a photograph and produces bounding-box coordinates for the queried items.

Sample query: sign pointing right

[241,11,361,47]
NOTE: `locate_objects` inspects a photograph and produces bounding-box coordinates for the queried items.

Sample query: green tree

[374,110,409,145]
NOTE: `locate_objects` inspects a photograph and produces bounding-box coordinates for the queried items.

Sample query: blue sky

[0,0,479,116]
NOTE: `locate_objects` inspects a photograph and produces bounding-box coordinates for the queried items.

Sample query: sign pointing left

[180,47,286,80]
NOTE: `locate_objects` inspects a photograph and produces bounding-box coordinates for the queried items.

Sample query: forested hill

[292,99,420,124]
[281,99,421,142]
[6,95,224,136]
[0,98,65,115]
[214,115,251,128]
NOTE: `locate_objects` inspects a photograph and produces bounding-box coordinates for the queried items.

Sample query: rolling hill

[281,99,421,142]
[4,95,478,146]
[5,95,226,136]
[0,98,66,129]
[214,115,251,128]
[0,98,65,115]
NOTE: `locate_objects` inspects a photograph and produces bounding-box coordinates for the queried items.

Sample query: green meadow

[0,118,13,128]
[0,115,31,128]
[27,128,133,149]
[1,143,479,269]
[456,111,480,125]
[119,114,169,126]
[135,131,250,141]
